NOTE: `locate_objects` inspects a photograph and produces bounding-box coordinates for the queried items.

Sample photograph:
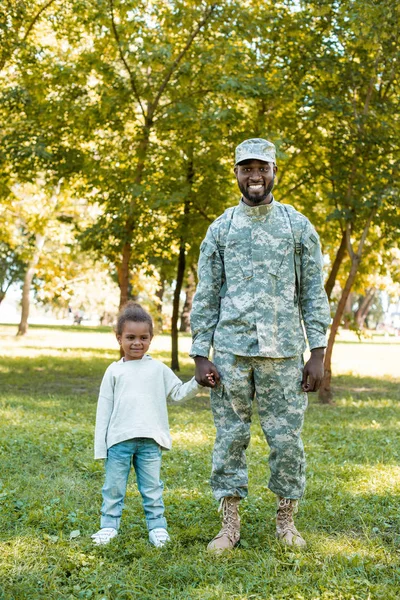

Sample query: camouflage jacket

[190,198,330,358]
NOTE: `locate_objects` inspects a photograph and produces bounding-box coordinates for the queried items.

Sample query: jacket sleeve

[190,226,224,358]
[300,222,331,350]
[94,366,115,459]
[163,366,203,402]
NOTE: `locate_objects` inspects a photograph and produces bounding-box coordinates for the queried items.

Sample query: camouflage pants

[210,352,307,501]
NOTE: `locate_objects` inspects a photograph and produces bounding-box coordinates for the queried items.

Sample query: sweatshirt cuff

[188,376,203,392]
[193,379,204,391]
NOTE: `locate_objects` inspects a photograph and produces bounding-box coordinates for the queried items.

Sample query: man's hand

[302,347,325,392]
[194,356,220,388]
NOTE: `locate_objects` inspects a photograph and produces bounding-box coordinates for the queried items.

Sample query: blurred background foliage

[0,0,399,390]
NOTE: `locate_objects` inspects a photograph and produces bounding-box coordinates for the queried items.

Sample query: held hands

[205,373,216,385]
[194,356,220,388]
[302,347,325,392]
[195,350,325,391]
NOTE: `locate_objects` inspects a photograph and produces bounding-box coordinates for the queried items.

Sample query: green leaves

[0,0,398,331]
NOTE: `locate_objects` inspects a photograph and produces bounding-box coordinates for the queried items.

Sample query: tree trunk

[0,278,16,306]
[319,256,361,403]
[116,120,152,309]
[355,288,376,329]
[319,63,380,401]
[179,268,195,332]
[319,208,377,403]
[325,229,347,300]
[343,292,354,329]
[155,277,165,333]
[171,152,193,370]
[117,242,132,309]
[360,293,375,328]
[110,3,216,310]
[171,243,187,371]
[17,234,45,336]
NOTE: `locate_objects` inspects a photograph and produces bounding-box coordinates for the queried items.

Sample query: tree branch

[362,53,380,117]
[155,87,214,119]
[381,60,397,101]
[194,205,214,224]
[149,3,217,119]
[276,150,303,187]
[324,228,347,300]
[277,174,314,202]
[108,0,146,118]
[22,0,57,42]
[346,221,355,261]
[0,0,57,70]
[356,205,378,257]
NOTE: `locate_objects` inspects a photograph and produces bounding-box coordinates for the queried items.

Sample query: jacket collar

[237,196,275,217]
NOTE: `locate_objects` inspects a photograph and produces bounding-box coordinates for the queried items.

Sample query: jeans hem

[100,517,120,530]
[147,518,168,532]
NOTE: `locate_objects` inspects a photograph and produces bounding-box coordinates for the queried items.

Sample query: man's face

[234,159,277,205]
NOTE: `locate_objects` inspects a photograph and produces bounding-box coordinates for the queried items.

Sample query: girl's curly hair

[115,302,153,337]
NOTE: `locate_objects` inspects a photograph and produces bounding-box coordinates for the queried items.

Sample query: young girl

[92,302,206,547]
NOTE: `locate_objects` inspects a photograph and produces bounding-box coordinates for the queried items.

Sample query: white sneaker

[149,527,170,548]
[91,527,118,545]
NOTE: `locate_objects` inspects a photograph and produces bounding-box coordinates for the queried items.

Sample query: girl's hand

[205,372,216,386]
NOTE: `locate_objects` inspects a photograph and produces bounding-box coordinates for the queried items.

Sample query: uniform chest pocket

[268,240,294,277]
[225,241,253,280]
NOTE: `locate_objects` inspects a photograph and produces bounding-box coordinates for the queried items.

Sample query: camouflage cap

[235,138,276,165]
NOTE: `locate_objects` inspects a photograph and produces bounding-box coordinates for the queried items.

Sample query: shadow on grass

[0,356,109,396]
[333,338,400,346]
[0,354,196,398]
[1,346,118,356]
[0,322,113,334]
[309,373,400,402]
[2,347,400,598]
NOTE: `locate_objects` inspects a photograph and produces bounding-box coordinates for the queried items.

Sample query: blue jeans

[100,438,167,531]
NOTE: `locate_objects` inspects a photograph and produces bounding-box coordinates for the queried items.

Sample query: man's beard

[239,177,275,204]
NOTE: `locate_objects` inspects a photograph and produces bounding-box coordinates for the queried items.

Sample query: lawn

[0,324,399,600]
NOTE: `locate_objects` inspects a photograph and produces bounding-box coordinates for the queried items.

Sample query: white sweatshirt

[94,355,202,459]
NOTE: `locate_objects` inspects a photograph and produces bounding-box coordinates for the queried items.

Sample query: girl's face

[117,321,153,361]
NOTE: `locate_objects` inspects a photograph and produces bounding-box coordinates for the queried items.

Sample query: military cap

[235,138,276,165]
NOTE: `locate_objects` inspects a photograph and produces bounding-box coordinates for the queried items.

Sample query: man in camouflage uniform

[190,138,330,552]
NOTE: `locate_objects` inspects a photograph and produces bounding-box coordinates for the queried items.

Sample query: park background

[0,1,399,599]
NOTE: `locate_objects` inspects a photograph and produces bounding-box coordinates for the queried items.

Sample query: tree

[62,0,219,309]
[1,0,398,385]
[291,0,400,401]
[180,268,196,333]
[1,1,89,333]
[0,0,58,72]
[0,241,26,304]
[17,232,45,335]
[1,177,95,335]
[224,1,399,400]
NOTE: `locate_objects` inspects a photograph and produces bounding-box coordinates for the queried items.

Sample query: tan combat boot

[207,496,241,553]
[276,497,306,547]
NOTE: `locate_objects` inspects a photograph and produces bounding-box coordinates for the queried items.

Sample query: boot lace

[218,497,240,542]
[277,498,298,534]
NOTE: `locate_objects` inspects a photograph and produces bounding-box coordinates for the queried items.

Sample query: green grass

[0,327,400,599]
